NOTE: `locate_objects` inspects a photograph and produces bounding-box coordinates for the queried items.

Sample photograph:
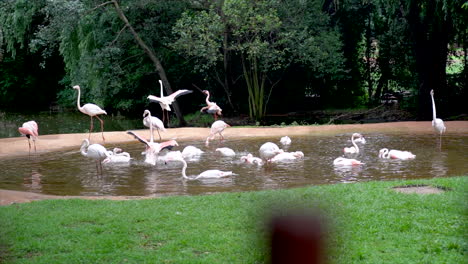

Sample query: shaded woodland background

[0,0,466,125]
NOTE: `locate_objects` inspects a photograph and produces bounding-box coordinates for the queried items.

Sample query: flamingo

[354,137,366,144]
[205,120,230,146]
[18,121,39,154]
[147,80,193,125]
[80,139,110,173]
[270,151,304,163]
[182,146,204,158]
[333,157,364,166]
[379,148,416,160]
[173,157,235,179]
[73,85,107,141]
[430,89,446,144]
[240,153,264,165]
[344,133,363,154]
[102,148,131,163]
[259,142,284,163]
[126,131,178,165]
[143,110,166,141]
[158,150,184,163]
[280,136,291,145]
[200,90,222,120]
[216,147,236,157]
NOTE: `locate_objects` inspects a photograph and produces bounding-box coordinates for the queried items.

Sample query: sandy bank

[1,121,467,158]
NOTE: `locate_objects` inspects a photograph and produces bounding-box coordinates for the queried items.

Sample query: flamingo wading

[18,121,39,154]
[344,133,363,154]
[80,139,110,174]
[174,157,235,180]
[73,85,107,141]
[205,120,230,146]
[430,89,446,144]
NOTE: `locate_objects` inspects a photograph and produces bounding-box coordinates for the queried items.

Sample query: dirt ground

[1,121,467,206]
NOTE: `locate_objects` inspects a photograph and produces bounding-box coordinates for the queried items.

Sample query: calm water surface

[1,132,466,197]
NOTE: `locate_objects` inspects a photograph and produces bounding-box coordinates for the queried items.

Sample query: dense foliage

[0,0,466,122]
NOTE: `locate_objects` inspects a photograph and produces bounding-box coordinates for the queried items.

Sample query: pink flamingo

[344,133,363,154]
[18,121,39,154]
[80,139,110,174]
[379,148,416,160]
[143,110,166,141]
[200,90,222,120]
[175,157,235,179]
[259,142,284,163]
[333,157,364,166]
[73,85,107,141]
[147,80,192,125]
[205,120,230,146]
[127,131,179,165]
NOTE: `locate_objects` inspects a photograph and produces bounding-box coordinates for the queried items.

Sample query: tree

[173,0,345,120]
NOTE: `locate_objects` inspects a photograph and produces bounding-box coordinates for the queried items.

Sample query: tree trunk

[407,0,449,120]
[111,0,187,126]
[216,0,235,112]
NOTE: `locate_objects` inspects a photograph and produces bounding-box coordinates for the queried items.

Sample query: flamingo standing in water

[280,136,291,145]
[378,148,416,160]
[73,85,107,141]
[205,120,230,146]
[430,89,446,147]
[270,151,304,163]
[344,133,363,154]
[18,121,39,154]
[102,148,131,163]
[240,153,264,165]
[333,157,364,166]
[216,147,236,157]
[80,139,109,174]
[147,80,192,125]
[126,131,178,165]
[259,142,284,163]
[182,146,204,159]
[143,110,165,141]
[173,157,235,180]
[200,90,222,120]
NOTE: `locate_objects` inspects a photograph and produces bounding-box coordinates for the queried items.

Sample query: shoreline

[2,121,467,158]
[1,121,467,206]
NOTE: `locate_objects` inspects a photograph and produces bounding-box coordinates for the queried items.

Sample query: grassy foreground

[0,177,466,263]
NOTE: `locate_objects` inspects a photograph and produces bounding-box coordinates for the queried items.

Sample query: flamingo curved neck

[76,87,83,111]
[80,140,89,156]
[180,159,189,179]
[205,91,211,105]
[430,93,437,121]
[159,81,164,97]
[351,135,359,152]
[147,112,154,143]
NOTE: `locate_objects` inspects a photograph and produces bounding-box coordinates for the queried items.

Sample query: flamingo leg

[33,140,36,153]
[89,116,94,140]
[166,111,170,128]
[95,115,105,142]
[27,138,31,155]
[157,129,162,141]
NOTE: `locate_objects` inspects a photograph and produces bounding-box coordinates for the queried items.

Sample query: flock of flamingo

[18,85,446,178]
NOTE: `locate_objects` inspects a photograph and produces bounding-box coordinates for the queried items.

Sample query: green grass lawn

[0,176,466,263]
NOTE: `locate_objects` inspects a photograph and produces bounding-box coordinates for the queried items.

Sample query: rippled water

[0,132,466,197]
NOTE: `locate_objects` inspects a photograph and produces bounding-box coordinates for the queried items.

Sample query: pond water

[0,132,466,197]
[0,111,142,138]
